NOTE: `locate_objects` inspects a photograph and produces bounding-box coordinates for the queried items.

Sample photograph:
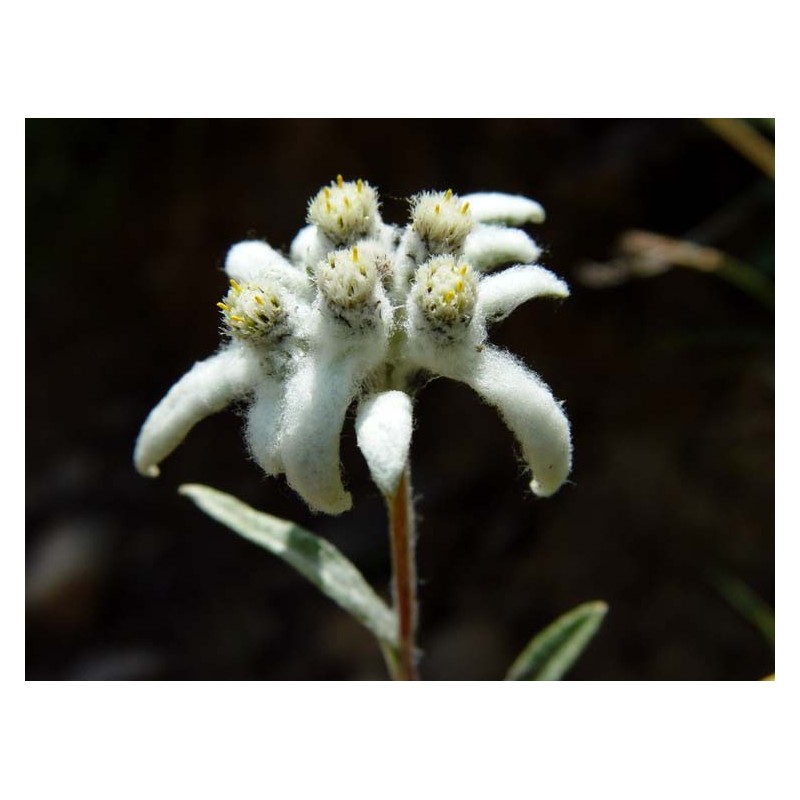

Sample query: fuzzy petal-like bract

[355,391,413,497]
[245,376,287,476]
[225,240,312,298]
[280,355,362,514]
[462,193,546,226]
[476,265,570,322]
[464,225,541,271]
[134,346,261,477]
[434,346,571,497]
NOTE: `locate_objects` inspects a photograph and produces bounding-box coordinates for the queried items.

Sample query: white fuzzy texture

[280,272,392,513]
[476,265,570,322]
[289,224,318,269]
[464,224,541,271]
[355,391,413,497]
[281,351,373,514]
[391,227,427,298]
[462,193,546,225]
[225,241,311,298]
[245,377,286,476]
[134,346,261,477]
[136,179,573,514]
[453,346,571,497]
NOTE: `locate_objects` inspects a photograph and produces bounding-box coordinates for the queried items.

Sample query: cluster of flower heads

[134,176,573,514]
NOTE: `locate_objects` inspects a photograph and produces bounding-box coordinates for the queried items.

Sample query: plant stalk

[387,464,419,680]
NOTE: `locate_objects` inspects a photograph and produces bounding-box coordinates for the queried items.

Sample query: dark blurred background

[26,119,774,680]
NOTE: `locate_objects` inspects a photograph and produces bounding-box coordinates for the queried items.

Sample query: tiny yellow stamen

[356,179,363,192]
[444,290,455,303]
[352,246,359,261]
[460,201,470,215]
[336,174,344,187]
[444,189,453,201]
[230,314,245,323]
[344,196,351,209]
[434,204,441,214]
[253,294,264,305]
[459,264,468,275]
[324,187,331,199]
[216,302,228,311]
[455,280,463,293]
[325,200,332,213]
[229,279,241,293]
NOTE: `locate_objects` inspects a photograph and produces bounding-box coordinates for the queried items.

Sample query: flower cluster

[134,176,573,513]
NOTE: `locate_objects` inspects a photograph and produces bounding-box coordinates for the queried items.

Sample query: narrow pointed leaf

[712,572,775,646]
[179,484,398,647]
[506,601,608,680]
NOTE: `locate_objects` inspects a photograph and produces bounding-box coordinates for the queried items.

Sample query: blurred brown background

[26,119,774,680]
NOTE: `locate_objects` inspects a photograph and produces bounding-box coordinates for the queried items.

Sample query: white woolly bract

[281,354,373,514]
[464,225,542,271]
[459,346,572,497]
[280,288,392,513]
[355,391,413,497]
[289,224,318,269]
[476,265,570,322]
[134,346,261,477]
[245,377,286,476]
[225,241,312,298]
[461,192,546,226]
[391,228,427,299]
[410,191,474,254]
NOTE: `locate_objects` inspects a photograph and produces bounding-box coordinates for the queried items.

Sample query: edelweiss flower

[134,176,572,514]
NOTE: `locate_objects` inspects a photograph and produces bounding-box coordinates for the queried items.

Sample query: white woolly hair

[281,348,386,514]
[307,175,380,245]
[464,224,542,271]
[463,346,572,497]
[410,190,474,254]
[409,343,572,497]
[460,192,546,226]
[476,265,570,323]
[245,377,286,476]
[133,345,261,478]
[355,391,413,497]
[225,240,313,299]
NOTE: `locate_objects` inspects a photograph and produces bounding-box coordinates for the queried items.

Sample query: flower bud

[307,175,380,245]
[218,279,286,341]
[410,189,474,254]
[411,256,478,329]
[317,245,378,309]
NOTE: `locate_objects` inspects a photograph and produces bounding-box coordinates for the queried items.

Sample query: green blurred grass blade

[180,484,398,647]
[713,572,774,647]
[506,601,608,681]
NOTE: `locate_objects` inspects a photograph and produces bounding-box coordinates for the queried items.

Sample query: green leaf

[712,572,774,647]
[506,601,608,681]
[179,484,398,647]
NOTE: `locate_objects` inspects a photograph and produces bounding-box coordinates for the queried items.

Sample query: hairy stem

[387,464,419,680]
